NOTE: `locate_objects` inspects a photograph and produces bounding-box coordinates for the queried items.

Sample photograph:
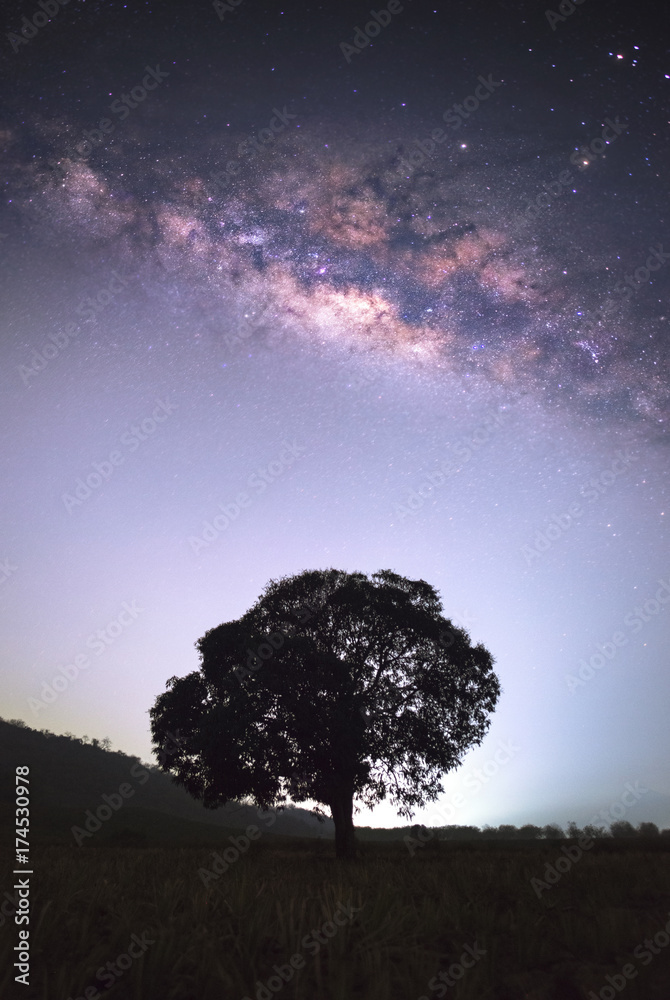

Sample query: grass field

[2,838,669,1000]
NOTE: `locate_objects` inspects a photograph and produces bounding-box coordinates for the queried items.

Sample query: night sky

[1,0,669,831]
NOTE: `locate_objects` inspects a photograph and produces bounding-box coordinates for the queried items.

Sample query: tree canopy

[149,568,501,857]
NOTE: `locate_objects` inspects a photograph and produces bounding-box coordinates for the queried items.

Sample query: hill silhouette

[0,718,335,845]
[3,719,668,847]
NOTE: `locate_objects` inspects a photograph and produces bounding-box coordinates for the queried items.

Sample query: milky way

[4,58,668,432]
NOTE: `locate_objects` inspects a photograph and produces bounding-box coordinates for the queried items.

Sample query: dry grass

[1,838,669,1000]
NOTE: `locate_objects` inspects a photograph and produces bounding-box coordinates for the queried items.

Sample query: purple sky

[1,0,669,830]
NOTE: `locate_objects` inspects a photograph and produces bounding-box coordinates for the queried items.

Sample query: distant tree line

[409,821,669,839]
[4,719,668,840]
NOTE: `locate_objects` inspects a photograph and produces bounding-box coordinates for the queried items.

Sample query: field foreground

[2,840,669,1000]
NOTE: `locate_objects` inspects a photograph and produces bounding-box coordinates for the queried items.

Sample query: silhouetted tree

[542,823,564,839]
[637,822,659,837]
[610,820,636,838]
[496,824,519,839]
[583,823,608,839]
[149,568,500,859]
[518,824,543,839]
[435,825,481,839]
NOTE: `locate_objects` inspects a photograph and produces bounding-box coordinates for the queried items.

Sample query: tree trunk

[330,787,358,860]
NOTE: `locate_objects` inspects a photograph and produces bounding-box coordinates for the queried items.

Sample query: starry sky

[1,0,669,831]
